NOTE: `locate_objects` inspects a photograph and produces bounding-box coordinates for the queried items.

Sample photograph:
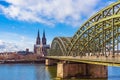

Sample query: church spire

[36,30,41,45]
[43,29,45,38]
[38,30,40,38]
[42,29,46,45]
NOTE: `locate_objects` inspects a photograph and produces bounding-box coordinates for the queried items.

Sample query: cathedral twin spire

[36,30,46,45]
[36,30,40,45]
[42,30,46,45]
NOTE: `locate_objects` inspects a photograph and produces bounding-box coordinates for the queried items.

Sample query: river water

[0,64,120,80]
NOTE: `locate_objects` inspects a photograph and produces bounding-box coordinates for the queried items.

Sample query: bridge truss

[49,1,120,57]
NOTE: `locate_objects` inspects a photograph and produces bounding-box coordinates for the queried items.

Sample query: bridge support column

[88,64,107,78]
[45,59,57,66]
[57,62,87,78]
[57,62,107,79]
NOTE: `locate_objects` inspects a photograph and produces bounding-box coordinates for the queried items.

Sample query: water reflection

[35,64,50,80]
[45,66,57,79]
[0,64,52,80]
[0,64,36,80]
[0,64,119,80]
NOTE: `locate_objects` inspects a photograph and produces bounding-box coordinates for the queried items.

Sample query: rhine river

[0,64,120,80]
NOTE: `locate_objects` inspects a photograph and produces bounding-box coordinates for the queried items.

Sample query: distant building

[26,48,29,54]
[17,48,33,55]
[34,30,50,56]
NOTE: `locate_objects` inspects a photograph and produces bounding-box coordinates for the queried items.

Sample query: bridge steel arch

[50,1,120,57]
[68,1,120,57]
[49,37,71,56]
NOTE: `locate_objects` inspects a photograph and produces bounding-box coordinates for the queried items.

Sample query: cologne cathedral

[34,30,50,56]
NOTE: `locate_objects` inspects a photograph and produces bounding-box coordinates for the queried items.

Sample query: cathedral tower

[34,30,50,56]
[42,30,46,45]
[36,30,41,45]
[34,30,42,55]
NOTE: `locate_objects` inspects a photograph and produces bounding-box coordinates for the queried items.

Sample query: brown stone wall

[87,64,108,78]
[57,63,87,78]
[63,63,87,78]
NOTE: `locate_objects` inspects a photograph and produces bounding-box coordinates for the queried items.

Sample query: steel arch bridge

[49,1,120,58]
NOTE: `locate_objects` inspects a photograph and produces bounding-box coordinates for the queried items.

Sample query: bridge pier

[57,62,87,78]
[45,59,58,66]
[88,64,107,78]
[57,62,107,79]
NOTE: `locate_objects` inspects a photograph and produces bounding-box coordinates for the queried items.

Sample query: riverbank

[0,60,45,64]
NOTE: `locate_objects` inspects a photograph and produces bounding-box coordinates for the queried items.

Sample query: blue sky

[0,0,117,52]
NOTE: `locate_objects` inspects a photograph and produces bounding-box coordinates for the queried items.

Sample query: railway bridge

[46,1,120,79]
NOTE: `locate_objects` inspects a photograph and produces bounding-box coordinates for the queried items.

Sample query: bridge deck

[46,55,120,67]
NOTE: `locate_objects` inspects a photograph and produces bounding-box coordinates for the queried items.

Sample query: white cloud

[0,0,102,27]
[0,32,34,52]
[0,39,20,52]
[0,0,117,27]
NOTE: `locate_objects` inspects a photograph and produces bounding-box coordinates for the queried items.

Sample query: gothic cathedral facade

[34,30,49,56]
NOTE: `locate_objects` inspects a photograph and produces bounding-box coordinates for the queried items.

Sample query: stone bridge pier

[45,59,58,66]
[57,62,108,79]
[45,59,108,79]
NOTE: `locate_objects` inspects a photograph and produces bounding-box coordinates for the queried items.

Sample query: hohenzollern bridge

[46,1,120,79]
